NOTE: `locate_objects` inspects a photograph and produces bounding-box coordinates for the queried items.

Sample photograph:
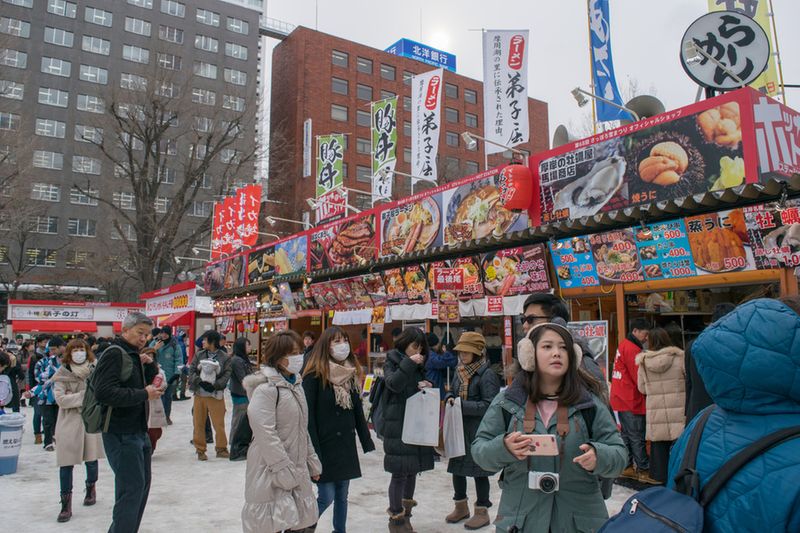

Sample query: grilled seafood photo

[553,156,627,218]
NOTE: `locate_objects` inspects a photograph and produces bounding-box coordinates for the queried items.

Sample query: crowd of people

[2,292,799,532]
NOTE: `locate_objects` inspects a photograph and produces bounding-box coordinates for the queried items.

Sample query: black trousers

[103,432,152,533]
[41,404,59,446]
[453,475,491,507]
[388,474,417,514]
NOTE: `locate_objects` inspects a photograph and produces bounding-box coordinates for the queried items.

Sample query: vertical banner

[236,184,262,248]
[482,30,530,154]
[588,1,631,122]
[411,68,443,181]
[708,0,780,97]
[211,201,224,259]
[221,196,237,256]
[316,134,345,198]
[371,96,398,200]
[303,118,312,177]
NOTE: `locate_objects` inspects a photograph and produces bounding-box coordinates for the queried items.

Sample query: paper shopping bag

[401,389,440,447]
[443,398,466,458]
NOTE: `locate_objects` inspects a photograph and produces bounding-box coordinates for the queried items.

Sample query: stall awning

[12,320,98,333]
[157,311,194,327]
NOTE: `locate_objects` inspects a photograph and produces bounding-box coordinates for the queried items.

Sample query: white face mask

[285,354,304,375]
[72,351,87,365]
[331,342,350,361]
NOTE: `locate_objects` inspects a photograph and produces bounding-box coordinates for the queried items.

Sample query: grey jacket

[189,348,232,399]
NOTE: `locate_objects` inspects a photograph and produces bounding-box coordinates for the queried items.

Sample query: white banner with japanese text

[411,69,443,181]
[372,97,398,200]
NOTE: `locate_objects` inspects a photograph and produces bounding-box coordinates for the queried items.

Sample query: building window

[191,87,216,106]
[465,112,478,128]
[465,160,479,174]
[120,72,147,91]
[77,94,105,113]
[445,156,460,171]
[403,71,414,86]
[1,17,31,38]
[79,64,108,85]
[381,90,396,101]
[194,116,213,132]
[331,77,348,96]
[224,68,247,86]
[357,57,372,74]
[445,83,458,99]
[158,25,183,44]
[157,53,181,70]
[47,0,77,18]
[226,16,248,34]
[158,165,175,184]
[74,124,103,143]
[465,88,478,105]
[120,132,144,150]
[356,138,370,154]
[125,16,151,36]
[82,35,110,56]
[38,87,68,107]
[31,216,59,234]
[3,0,33,6]
[356,165,371,183]
[331,104,347,122]
[0,246,7,264]
[113,192,136,210]
[356,110,371,127]
[445,107,459,123]
[380,64,396,81]
[68,218,96,237]
[403,96,411,112]
[222,95,244,111]
[84,7,113,27]
[127,0,153,8]
[110,224,136,241]
[200,173,212,189]
[66,250,94,268]
[35,118,66,138]
[123,45,150,64]
[0,112,20,131]
[160,0,185,18]
[196,8,219,26]
[72,156,101,175]
[403,120,411,137]
[403,148,412,163]
[225,42,247,60]
[0,49,27,68]
[41,56,72,77]
[154,197,169,213]
[0,80,23,100]
[31,183,61,201]
[445,131,459,147]
[26,248,57,267]
[32,150,63,170]
[70,187,98,206]
[159,139,177,155]
[194,34,218,53]
[331,50,348,67]
[356,84,372,101]
[193,61,217,79]
[44,26,74,47]
[190,200,213,217]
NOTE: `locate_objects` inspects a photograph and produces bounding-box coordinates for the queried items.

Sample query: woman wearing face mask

[242,330,322,533]
[472,323,627,533]
[443,332,501,529]
[52,340,105,523]
[381,327,434,533]
[302,326,375,533]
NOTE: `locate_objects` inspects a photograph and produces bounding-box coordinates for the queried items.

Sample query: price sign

[634,219,697,281]
[486,296,504,315]
[550,236,601,289]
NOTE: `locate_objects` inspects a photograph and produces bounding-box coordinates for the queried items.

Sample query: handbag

[401,389,440,447]
[443,398,466,458]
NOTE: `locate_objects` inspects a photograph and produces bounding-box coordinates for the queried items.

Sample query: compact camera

[529,471,559,493]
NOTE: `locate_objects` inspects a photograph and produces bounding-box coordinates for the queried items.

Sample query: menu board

[247,245,276,284]
[744,199,800,269]
[403,265,430,304]
[329,280,355,310]
[550,236,600,289]
[224,254,246,289]
[481,244,550,296]
[685,209,755,274]
[383,268,407,305]
[634,219,696,280]
[380,196,443,257]
[589,229,644,283]
[293,290,316,312]
[453,257,484,300]
[310,283,339,309]
[346,277,375,309]
[361,273,387,307]
[274,235,308,275]
[309,212,377,270]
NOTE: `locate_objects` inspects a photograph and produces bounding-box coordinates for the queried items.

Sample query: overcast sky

[260,0,800,143]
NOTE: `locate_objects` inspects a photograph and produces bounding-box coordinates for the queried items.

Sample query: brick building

[266,26,549,225]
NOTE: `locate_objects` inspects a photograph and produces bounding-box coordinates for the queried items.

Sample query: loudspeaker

[620,95,666,125]
[552,124,575,149]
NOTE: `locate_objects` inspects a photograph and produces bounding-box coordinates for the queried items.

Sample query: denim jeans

[32,401,42,435]
[103,432,152,533]
[161,382,176,418]
[618,411,649,470]
[317,480,350,533]
[59,461,99,493]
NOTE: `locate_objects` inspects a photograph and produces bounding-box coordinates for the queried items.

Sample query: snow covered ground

[4,398,633,532]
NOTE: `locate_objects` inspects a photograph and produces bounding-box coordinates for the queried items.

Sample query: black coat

[381,349,435,475]
[302,373,374,483]
[684,340,713,421]
[445,362,501,478]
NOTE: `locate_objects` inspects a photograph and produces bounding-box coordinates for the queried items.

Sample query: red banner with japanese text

[221,196,236,256]
[237,184,262,248]
[211,202,225,259]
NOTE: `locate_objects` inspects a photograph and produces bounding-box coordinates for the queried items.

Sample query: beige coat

[636,347,686,442]
[241,367,322,533]
[52,365,105,467]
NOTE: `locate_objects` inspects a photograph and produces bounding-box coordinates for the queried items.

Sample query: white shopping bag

[401,389,440,447]
[443,398,466,458]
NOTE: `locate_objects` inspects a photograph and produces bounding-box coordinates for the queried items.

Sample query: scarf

[457,359,484,401]
[328,361,358,410]
[70,362,93,382]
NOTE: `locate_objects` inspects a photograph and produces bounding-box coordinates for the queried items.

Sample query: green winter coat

[472,373,627,533]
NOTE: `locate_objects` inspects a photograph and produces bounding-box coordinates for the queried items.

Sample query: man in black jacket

[94,312,161,533]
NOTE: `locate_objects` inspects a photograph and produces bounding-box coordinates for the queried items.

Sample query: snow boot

[197,451,208,461]
[35,434,42,445]
[402,498,418,517]
[388,511,408,533]
[57,493,72,522]
[464,506,490,530]
[216,449,230,458]
[83,482,96,506]
[446,499,470,523]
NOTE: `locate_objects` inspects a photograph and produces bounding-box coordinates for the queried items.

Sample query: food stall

[203,87,799,379]
[7,300,145,337]
[140,282,214,361]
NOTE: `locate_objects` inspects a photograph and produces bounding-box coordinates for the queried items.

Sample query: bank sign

[385,38,457,73]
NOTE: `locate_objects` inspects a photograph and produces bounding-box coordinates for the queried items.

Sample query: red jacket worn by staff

[610,336,646,415]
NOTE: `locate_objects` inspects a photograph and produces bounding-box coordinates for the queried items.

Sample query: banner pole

[768,0,787,104]
[586,0,598,135]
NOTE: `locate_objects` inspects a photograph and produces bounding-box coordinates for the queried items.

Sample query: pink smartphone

[524,434,559,456]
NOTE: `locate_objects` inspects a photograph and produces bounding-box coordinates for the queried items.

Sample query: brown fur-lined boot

[388,510,407,533]
[464,506,490,529]
[445,499,470,523]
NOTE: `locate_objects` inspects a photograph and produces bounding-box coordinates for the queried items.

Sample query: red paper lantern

[237,322,245,333]
[498,163,534,212]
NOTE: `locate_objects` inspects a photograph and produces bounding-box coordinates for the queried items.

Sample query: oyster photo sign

[744,200,800,269]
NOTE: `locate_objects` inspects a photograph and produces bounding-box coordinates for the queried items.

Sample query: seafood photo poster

[744,199,800,269]
[634,219,696,281]
[684,209,756,275]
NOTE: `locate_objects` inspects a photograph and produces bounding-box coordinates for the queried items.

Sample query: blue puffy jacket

[667,298,800,533]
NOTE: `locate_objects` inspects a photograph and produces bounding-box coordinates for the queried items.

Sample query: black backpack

[82,345,132,434]
[367,376,387,439]
[600,407,800,532]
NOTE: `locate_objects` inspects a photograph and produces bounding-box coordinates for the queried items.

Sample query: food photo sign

[310,211,377,270]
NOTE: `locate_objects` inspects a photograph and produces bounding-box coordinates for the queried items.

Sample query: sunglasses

[521,315,550,325]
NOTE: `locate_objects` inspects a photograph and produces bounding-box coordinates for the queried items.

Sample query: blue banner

[588,0,631,122]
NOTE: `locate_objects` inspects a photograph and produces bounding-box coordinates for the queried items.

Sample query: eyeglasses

[521,315,550,325]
